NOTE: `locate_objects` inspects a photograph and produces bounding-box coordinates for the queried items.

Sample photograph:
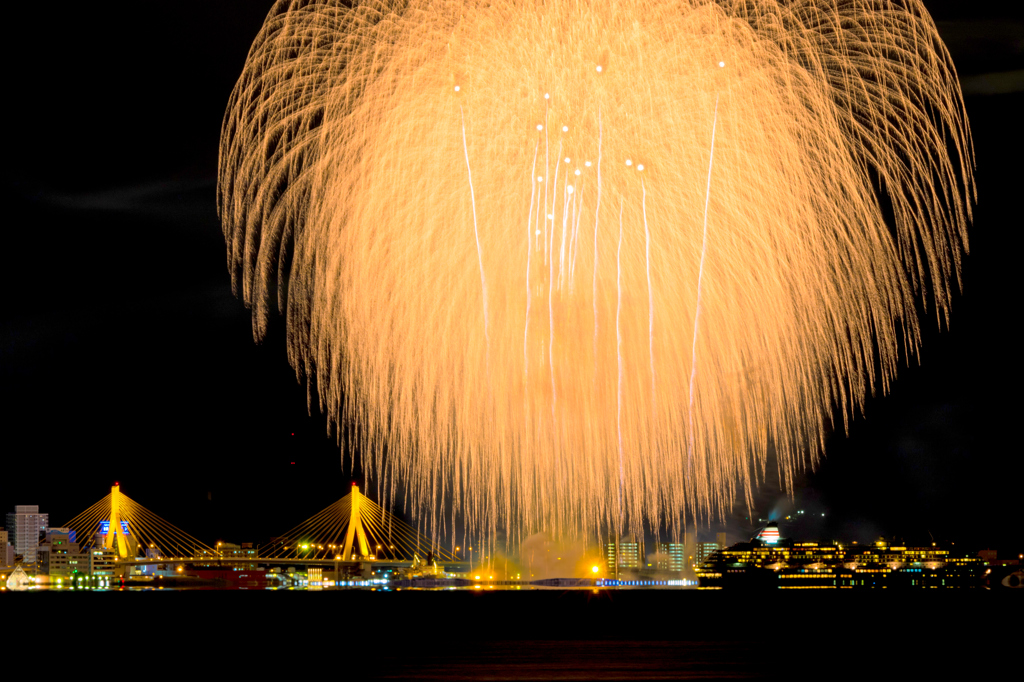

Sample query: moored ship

[697,526,985,590]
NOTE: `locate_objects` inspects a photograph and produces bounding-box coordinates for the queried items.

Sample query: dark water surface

[7,589,1018,678]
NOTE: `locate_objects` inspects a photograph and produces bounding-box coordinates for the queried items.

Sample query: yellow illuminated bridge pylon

[262,484,455,562]
[64,484,218,560]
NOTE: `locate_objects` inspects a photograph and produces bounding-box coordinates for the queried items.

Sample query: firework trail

[689,95,719,468]
[219,0,973,540]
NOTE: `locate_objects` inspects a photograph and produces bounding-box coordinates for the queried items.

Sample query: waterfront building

[5,565,30,591]
[36,528,90,577]
[656,542,687,572]
[88,547,119,577]
[695,541,722,567]
[5,505,48,565]
[218,542,258,559]
[604,535,644,575]
[0,530,13,567]
[696,538,986,589]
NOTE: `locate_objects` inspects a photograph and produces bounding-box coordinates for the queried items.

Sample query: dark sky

[2,2,1021,555]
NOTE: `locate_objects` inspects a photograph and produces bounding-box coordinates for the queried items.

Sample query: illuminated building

[33,528,119,580]
[218,542,257,559]
[656,542,687,572]
[0,530,14,568]
[690,532,730,569]
[217,542,259,569]
[5,505,48,564]
[88,547,118,577]
[695,541,722,567]
[604,535,644,576]
[36,528,88,577]
[697,538,986,589]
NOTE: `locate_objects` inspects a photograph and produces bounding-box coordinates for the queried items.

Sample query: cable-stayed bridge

[260,485,456,563]
[62,483,464,572]
[65,484,218,561]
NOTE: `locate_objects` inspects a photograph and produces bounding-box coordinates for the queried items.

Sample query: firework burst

[219,0,973,541]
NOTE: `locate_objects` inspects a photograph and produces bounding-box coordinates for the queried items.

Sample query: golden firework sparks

[219,1,973,542]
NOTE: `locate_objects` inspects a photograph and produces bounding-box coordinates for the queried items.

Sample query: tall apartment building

[695,541,723,567]
[604,535,645,575]
[5,505,48,564]
[655,542,687,572]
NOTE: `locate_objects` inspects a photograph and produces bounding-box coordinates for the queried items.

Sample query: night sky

[3,2,1020,555]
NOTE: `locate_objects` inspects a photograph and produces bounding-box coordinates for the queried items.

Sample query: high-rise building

[695,541,722,567]
[604,535,645,575]
[656,542,687,572]
[5,505,48,564]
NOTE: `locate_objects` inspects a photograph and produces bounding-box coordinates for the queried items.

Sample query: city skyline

[6,487,1015,587]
